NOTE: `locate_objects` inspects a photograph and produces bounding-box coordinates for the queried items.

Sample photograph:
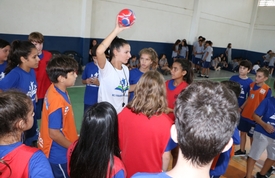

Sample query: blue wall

[0,33,264,66]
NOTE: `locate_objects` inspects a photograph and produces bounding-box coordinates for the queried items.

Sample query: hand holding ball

[118,9,136,27]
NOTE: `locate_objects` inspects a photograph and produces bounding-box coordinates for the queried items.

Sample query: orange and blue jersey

[241,82,271,124]
[38,84,78,164]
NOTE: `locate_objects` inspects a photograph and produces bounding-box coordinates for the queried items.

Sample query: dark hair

[109,37,129,59]
[4,40,36,75]
[172,39,181,51]
[257,67,269,78]
[221,81,241,98]
[69,102,120,178]
[46,55,78,83]
[91,44,99,57]
[0,90,32,138]
[173,59,193,84]
[227,43,232,48]
[239,60,252,70]
[174,80,239,166]
[0,39,10,49]
[28,32,44,43]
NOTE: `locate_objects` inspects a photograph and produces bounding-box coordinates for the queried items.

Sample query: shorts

[269,66,274,70]
[248,131,275,161]
[237,117,255,137]
[50,162,69,178]
[203,61,211,68]
[35,98,44,120]
[192,57,201,65]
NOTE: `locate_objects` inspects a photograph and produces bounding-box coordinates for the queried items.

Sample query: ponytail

[174,59,194,84]
[4,41,35,75]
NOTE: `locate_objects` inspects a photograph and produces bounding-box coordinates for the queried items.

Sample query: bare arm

[96,17,130,69]
[49,129,72,148]
[129,84,136,92]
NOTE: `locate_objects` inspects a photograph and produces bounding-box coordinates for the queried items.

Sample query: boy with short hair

[245,80,275,178]
[230,60,253,156]
[132,80,239,178]
[236,67,271,156]
[28,32,52,121]
[38,55,79,178]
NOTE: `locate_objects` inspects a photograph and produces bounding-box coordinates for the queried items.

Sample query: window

[259,0,275,6]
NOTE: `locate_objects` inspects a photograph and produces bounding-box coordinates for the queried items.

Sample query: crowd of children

[1,16,275,178]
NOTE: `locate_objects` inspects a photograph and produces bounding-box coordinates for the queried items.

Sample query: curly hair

[139,48,158,70]
[127,70,168,117]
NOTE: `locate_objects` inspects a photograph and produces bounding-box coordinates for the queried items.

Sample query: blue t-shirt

[0,61,7,80]
[254,97,275,139]
[0,67,37,109]
[0,142,54,177]
[229,75,253,107]
[82,62,99,105]
[132,172,172,178]
[48,86,71,164]
[129,68,143,102]
[210,147,232,177]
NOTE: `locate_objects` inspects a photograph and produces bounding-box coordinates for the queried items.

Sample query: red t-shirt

[118,107,173,178]
[35,50,52,99]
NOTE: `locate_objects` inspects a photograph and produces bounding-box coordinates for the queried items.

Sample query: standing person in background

[191,36,203,71]
[171,39,181,60]
[263,50,273,68]
[0,90,54,178]
[82,44,100,112]
[225,43,232,66]
[268,52,275,77]
[96,17,132,113]
[89,39,98,57]
[0,40,39,147]
[193,38,205,74]
[28,32,52,121]
[67,102,126,178]
[128,48,158,102]
[198,40,212,78]
[128,55,139,70]
[0,39,10,80]
[178,40,189,59]
[119,70,173,178]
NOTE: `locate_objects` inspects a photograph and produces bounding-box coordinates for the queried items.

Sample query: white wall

[0,0,274,52]
[250,6,275,52]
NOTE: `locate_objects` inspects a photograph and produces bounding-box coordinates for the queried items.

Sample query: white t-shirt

[98,59,129,113]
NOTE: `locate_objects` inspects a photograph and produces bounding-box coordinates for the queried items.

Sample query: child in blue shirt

[0,40,40,147]
[0,39,10,80]
[82,44,99,111]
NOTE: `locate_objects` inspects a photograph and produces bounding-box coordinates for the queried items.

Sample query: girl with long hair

[68,102,126,178]
[0,90,53,177]
[128,48,158,102]
[118,70,173,178]
[0,40,40,147]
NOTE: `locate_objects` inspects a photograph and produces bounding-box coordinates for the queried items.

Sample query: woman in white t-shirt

[96,17,132,113]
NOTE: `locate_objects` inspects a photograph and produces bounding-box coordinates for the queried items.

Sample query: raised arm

[96,17,130,69]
